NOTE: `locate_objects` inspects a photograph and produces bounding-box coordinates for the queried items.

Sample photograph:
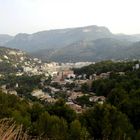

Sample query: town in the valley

[0,48,139,113]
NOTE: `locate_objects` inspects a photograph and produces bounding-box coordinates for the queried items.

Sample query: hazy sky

[0,0,140,35]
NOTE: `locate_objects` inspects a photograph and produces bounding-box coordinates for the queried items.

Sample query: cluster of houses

[0,84,18,96]
[17,61,96,77]
[0,63,113,113]
[29,69,109,113]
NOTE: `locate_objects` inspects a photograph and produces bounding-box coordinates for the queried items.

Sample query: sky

[0,0,140,35]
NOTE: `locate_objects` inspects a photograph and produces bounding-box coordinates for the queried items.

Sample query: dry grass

[0,118,31,140]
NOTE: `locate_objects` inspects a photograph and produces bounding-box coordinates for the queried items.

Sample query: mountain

[1,25,140,62]
[33,38,132,62]
[5,25,114,52]
[115,34,140,42]
[124,41,140,59]
[32,38,140,62]
[0,34,13,45]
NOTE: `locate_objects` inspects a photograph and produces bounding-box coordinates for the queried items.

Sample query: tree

[69,120,89,140]
[44,75,52,85]
[107,88,128,108]
[36,112,68,140]
[92,79,115,96]
[135,130,140,140]
[76,95,93,107]
[47,99,77,123]
[30,103,45,122]
[81,83,89,93]
[81,104,135,140]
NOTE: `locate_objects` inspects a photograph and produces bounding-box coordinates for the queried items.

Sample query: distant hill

[0,46,31,63]
[124,42,140,59]
[32,38,140,62]
[1,25,140,62]
[0,34,13,45]
[0,46,40,74]
[33,38,134,62]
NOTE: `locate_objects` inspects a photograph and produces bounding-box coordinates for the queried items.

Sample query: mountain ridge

[4,25,113,52]
[1,25,140,62]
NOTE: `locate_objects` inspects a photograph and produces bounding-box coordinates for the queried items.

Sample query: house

[8,90,17,95]
[48,86,60,94]
[1,85,18,96]
[44,98,57,103]
[66,102,83,113]
[68,92,84,100]
[32,89,45,98]
[16,72,23,76]
[89,96,106,104]
[118,72,125,75]
[133,64,140,70]
[99,72,110,79]
[23,66,33,73]
[1,85,8,94]
[57,70,74,81]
